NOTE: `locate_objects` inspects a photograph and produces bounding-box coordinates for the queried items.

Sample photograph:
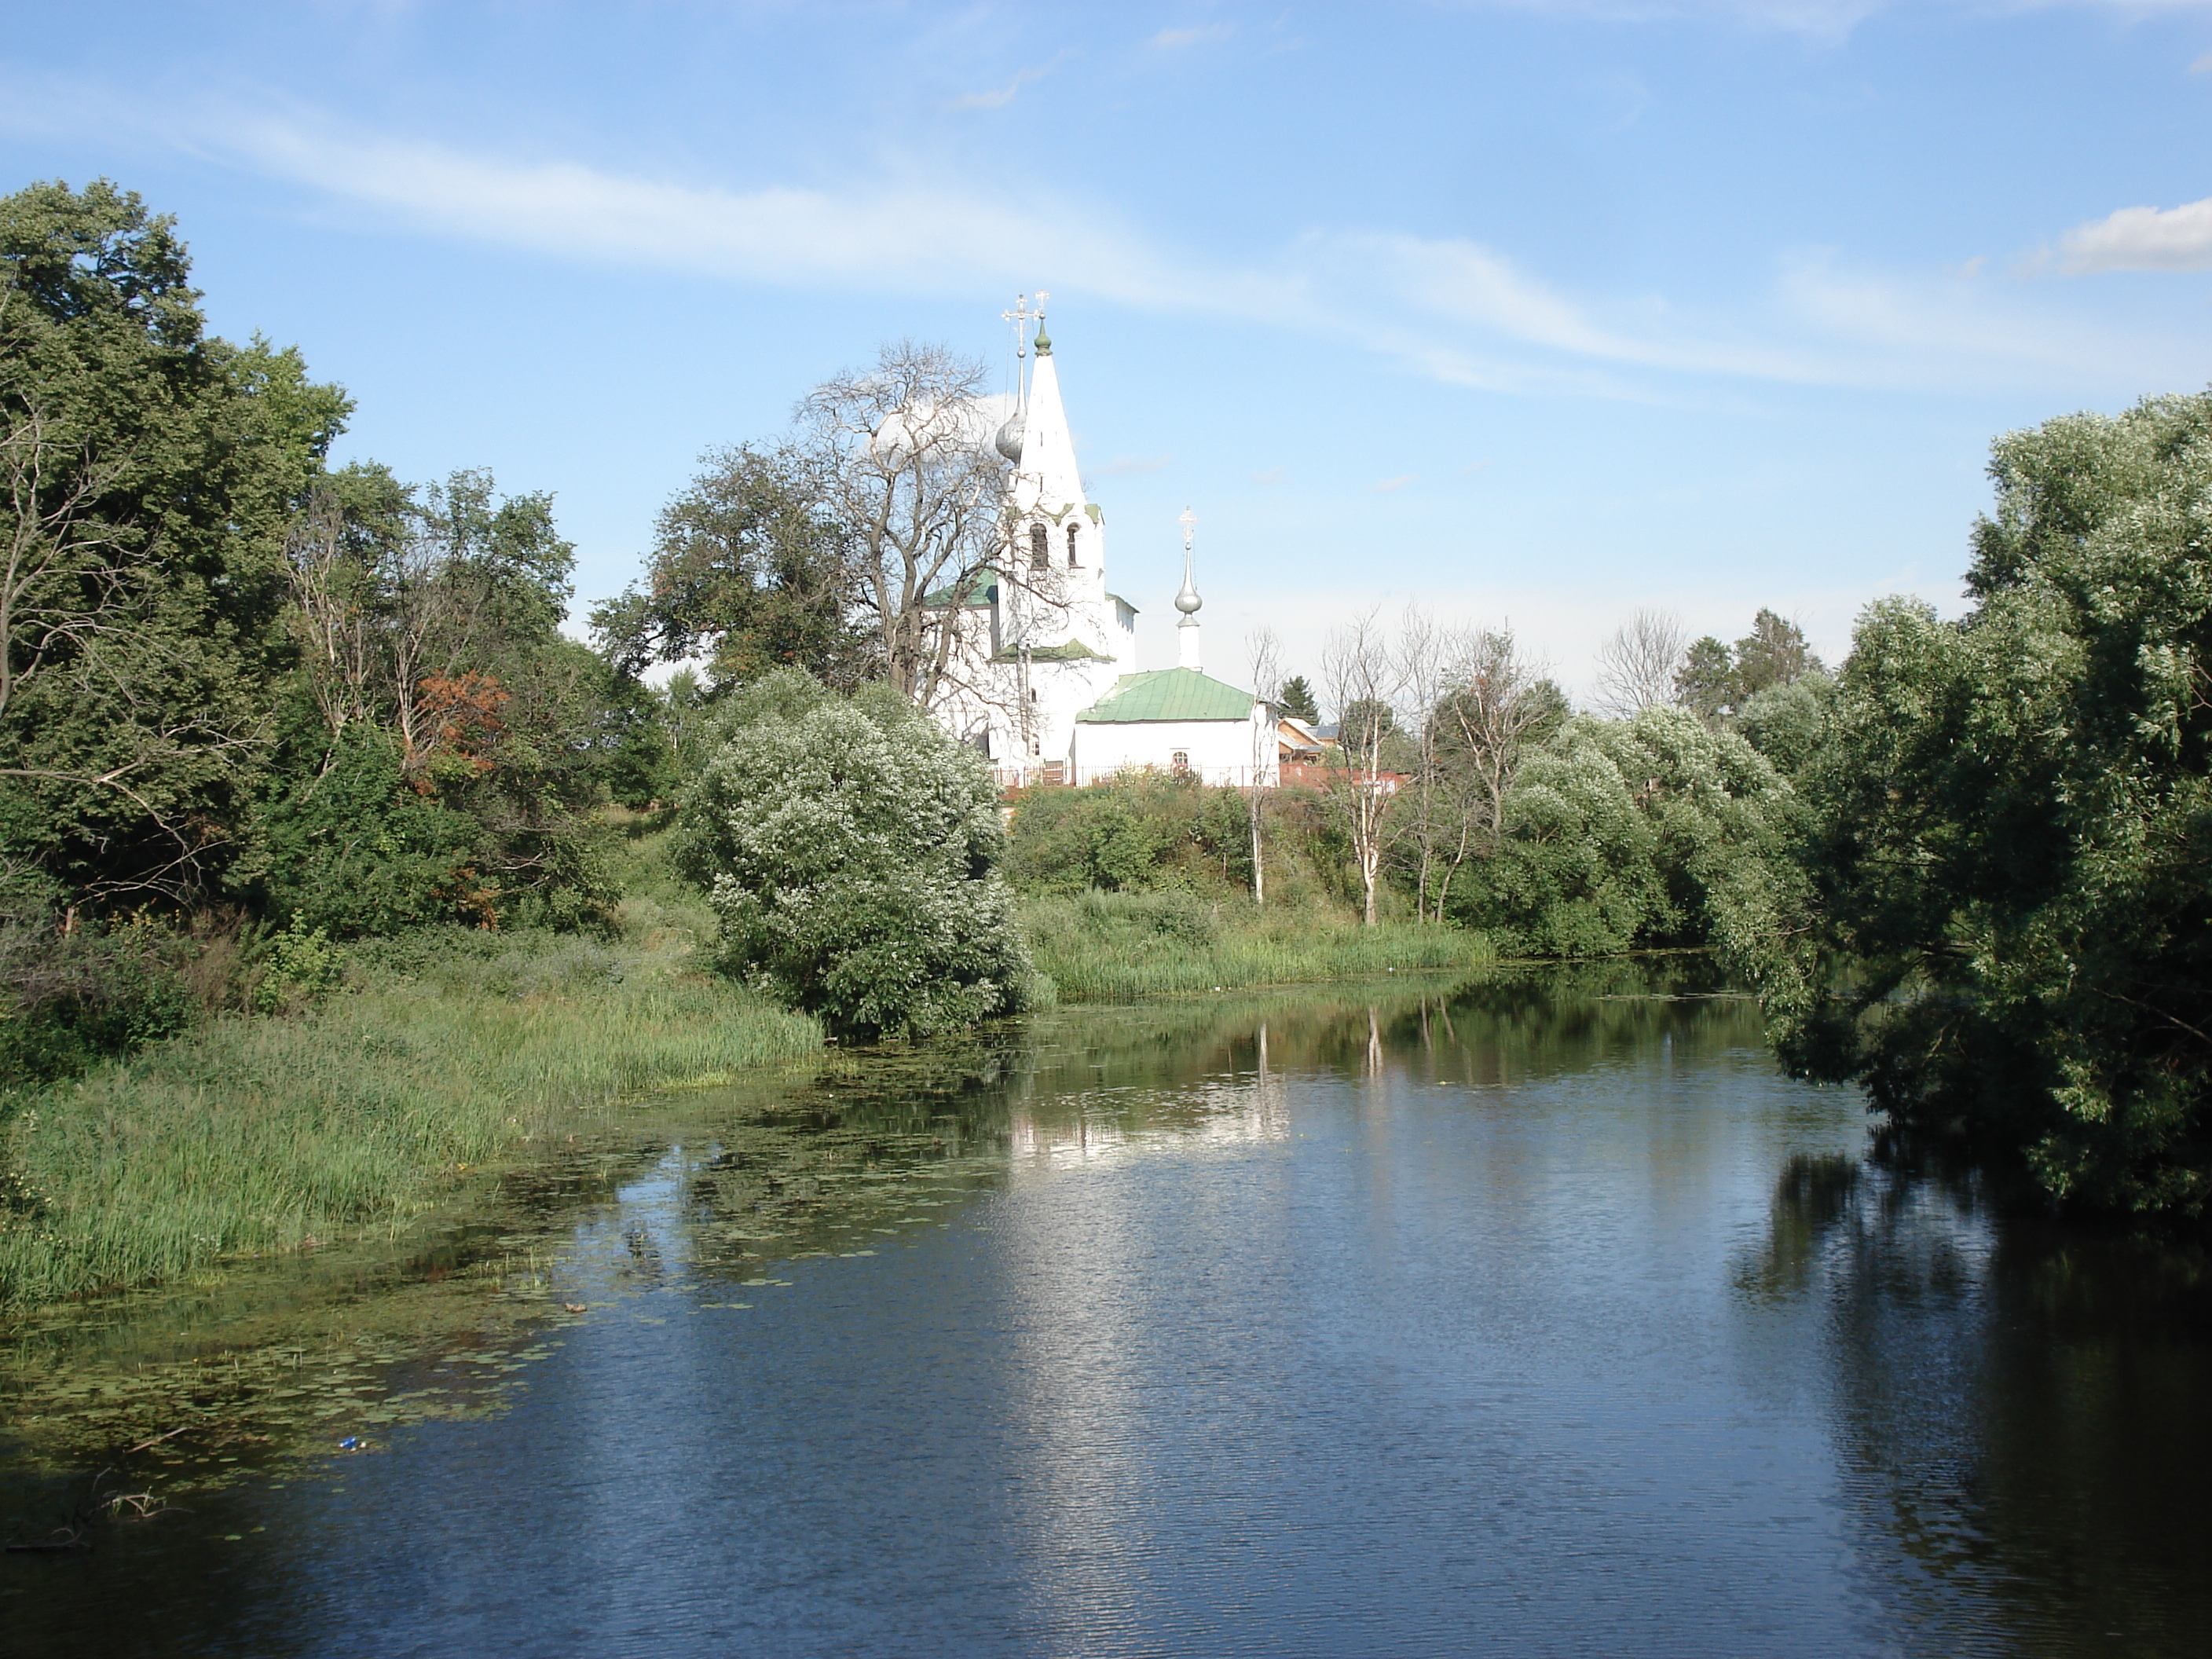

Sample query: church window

[1066,525,1080,566]
[1171,750,1190,773]
[1029,523,1048,569]
[1029,689,1037,701]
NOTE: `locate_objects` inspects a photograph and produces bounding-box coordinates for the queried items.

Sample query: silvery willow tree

[672,669,1035,1037]
[1752,392,2212,1222]
[795,342,1010,709]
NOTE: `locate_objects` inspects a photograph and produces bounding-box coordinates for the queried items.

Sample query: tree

[794,342,1012,709]
[0,179,349,904]
[1245,626,1282,906]
[1322,610,1404,926]
[1456,706,1800,958]
[1674,635,1738,721]
[1428,626,1566,921]
[1752,393,2212,1221]
[1734,608,1821,699]
[1673,610,1822,723]
[244,465,619,932]
[1591,608,1687,718]
[1277,675,1319,723]
[673,668,1036,1036]
[588,443,874,694]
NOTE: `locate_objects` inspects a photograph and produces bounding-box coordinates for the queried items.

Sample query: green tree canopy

[1673,610,1822,724]
[1,178,349,903]
[1455,705,1800,958]
[1758,392,2212,1222]
[1276,675,1320,723]
[589,444,874,694]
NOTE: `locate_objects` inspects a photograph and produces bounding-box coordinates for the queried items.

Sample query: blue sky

[4,1,2210,694]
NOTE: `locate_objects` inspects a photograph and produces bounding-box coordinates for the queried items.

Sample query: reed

[0,925,820,1310]
[1020,890,1493,1003]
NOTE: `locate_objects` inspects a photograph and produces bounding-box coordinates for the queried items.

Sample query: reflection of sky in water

[5,976,2208,1657]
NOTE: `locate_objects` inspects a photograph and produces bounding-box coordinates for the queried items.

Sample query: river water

[3,963,2209,1657]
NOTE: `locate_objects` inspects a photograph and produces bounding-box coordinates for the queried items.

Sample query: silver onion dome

[994,412,1026,463]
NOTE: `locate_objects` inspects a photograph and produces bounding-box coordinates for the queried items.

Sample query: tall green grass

[1020,889,1493,1002]
[0,920,819,1310]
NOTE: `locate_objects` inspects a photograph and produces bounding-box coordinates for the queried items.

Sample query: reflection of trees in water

[1740,1154,2212,1657]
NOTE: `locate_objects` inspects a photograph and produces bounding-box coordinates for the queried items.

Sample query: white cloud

[2053,196,2212,273]
[1148,24,1236,48]
[1372,474,1417,492]
[950,52,1074,112]
[1251,467,1285,485]
[5,77,2188,405]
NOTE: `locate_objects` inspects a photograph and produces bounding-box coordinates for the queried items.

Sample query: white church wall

[1071,707,1279,788]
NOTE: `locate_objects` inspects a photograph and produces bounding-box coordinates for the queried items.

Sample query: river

[3,961,2208,1657]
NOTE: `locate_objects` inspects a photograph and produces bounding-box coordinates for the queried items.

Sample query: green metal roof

[918,572,997,610]
[993,639,1112,663]
[1075,668,1255,724]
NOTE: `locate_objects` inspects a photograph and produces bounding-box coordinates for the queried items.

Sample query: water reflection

[1739,1155,2212,1657]
[4,962,2207,1657]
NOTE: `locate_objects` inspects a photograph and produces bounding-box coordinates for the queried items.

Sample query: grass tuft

[1019,889,1492,1002]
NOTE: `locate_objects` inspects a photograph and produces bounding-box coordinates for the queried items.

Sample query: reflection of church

[925,303,1278,789]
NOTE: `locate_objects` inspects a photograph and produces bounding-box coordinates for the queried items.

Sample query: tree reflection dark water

[1741,1152,2212,1656]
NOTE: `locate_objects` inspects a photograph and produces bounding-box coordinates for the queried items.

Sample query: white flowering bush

[673,670,1038,1036]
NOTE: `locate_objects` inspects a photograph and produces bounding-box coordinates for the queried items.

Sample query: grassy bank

[0,909,820,1312]
[0,832,1489,1313]
[1020,889,1494,1002]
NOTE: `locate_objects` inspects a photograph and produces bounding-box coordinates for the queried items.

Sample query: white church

[925,302,1280,790]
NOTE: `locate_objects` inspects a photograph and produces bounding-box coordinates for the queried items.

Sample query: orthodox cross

[1002,291,1049,359]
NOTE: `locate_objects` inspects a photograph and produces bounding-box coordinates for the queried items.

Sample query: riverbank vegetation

[5,167,2211,1324]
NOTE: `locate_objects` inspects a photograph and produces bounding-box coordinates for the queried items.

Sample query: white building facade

[928,311,1276,791]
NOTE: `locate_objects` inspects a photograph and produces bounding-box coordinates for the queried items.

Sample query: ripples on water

[3,960,2207,1657]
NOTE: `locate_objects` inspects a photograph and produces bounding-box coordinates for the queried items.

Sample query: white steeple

[1175,505,1203,671]
[1010,322,1085,518]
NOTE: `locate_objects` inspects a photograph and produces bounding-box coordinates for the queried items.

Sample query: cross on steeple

[1002,291,1049,360]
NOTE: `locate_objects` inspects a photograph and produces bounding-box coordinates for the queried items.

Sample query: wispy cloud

[1148,24,1236,48]
[1446,1,2212,39]
[1372,474,1416,492]
[2050,195,2212,273]
[1251,467,1285,485]
[1101,452,1174,474]
[5,75,2186,404]
[950,51,1074,112]
[1456,459,1495,475]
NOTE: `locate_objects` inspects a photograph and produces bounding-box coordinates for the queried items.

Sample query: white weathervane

[1176,505,1204,670]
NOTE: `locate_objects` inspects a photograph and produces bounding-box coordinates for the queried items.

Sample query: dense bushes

[675,671,1037,1036]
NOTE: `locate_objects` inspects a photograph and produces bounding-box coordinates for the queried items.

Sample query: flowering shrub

[674,671,1037,1036]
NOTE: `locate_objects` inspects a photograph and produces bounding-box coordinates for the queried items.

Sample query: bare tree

[1432,626,1557,921]
[1321,610,1404,926]
[1591,607,1687,719]
[796,342,1015,709]
[282,487,377,756]
[1394,605,1456,924]
[1245,625,1282,906]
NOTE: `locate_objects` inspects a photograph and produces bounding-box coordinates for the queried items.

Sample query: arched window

[1029,523,1048,569]
[1066,524,1080,567]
